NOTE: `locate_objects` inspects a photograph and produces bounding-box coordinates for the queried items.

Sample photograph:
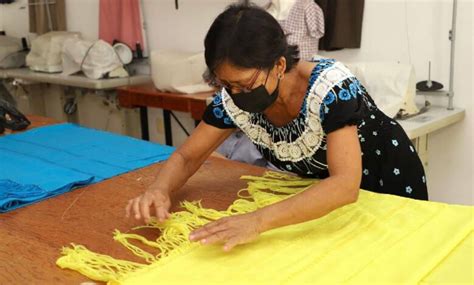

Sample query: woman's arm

[126,122,235,223]
[256,125,361,231]
[190,125,362,250]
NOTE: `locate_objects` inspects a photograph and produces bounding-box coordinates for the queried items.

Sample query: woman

[126,4,427,251]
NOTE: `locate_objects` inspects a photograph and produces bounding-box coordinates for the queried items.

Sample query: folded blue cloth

[0,123,175,212]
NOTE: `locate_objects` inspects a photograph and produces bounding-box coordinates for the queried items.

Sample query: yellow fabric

[56,172,474,284]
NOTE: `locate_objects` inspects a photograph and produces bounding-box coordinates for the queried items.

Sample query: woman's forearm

[256,175,360,233]
[146,152,188,195]
[147,140,221,195]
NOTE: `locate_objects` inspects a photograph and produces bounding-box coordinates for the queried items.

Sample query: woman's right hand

[124,123,234,224]
[125,189,171,224]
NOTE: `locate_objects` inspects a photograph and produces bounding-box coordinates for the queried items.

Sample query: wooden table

[0,115,59,136]
[117,83,214,144]
[0,116,264,284]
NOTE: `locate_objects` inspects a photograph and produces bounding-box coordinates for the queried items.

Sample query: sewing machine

[0,35,26,69]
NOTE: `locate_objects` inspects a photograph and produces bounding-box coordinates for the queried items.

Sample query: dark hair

[204,3,300,81]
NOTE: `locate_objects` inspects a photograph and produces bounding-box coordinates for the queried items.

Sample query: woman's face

[213,58,284,95]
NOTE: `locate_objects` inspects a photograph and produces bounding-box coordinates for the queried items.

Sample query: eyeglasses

[208,69,269,94]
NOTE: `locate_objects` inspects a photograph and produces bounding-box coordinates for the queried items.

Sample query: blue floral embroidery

[213,107,224,119]
[319,105,325,120]
[209,92,235,127]
[323,91,336,105]
[363,169,369,175]
[349,82,359,98]
[312,59,336,86]
[212,95,222,105]
[405,186,413,194]
[352,80,363,95]
[392,139,399,147]
[314,58,336,74]
[393,168,400,175]
[338,89,352,101]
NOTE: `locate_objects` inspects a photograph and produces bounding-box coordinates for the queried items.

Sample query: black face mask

[227,78,280,113]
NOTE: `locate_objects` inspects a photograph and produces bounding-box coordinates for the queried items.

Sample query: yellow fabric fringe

[56,171,474,284]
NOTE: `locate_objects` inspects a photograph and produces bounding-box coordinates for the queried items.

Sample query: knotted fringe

[56,171,317,283]
[57,244,146,283]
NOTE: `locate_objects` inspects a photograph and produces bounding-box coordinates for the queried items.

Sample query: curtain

[314,0,365,51]
[28,0,66,34]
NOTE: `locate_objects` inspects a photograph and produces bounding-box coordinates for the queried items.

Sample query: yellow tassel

[56,244,145,283]
[56,171,310,283]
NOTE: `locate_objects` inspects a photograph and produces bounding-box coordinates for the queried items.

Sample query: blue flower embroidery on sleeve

[223,117,233,125]
[319,105,325,120]
[349,82,359,98]
[356,80,366,95]
[338,89,352,101]
[212,95,222,105]
[323,90,336,105]
[213,107,224,119]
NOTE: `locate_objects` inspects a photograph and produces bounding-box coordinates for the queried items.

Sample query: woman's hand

[125,189,171,224]
[189,212,263,252]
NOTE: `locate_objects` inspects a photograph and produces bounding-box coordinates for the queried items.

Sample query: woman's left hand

[189,212,263,252]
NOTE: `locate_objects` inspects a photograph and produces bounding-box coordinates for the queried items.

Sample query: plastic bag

[26,31,82,73]
[62,39,126,79]
[150,50,213,94]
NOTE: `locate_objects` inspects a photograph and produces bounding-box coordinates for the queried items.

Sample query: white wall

[0,0,472,205]
[0,0,29,38]
[317,0,473,206]
[424,0,473,205]
[65,0,99,40]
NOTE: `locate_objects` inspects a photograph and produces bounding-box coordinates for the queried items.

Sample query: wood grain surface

[0,117,265,284]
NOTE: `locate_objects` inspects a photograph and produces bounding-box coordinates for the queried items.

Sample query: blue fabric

[0,123,175,213]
